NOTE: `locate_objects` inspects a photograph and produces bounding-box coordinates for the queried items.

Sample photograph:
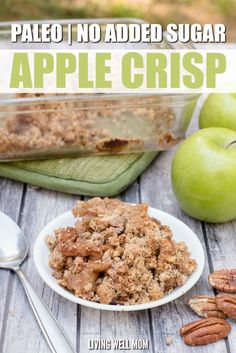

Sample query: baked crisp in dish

[46,198,197,305]
[0,94,178,160]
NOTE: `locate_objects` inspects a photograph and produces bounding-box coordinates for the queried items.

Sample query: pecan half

[216,294,236,320]
[209,269,236,292]
[189,295,225,318]
[180,317,231,346]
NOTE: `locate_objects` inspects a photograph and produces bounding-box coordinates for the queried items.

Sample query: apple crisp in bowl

[45,198,197,305]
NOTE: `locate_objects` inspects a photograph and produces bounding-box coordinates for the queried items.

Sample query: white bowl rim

[34,206,205,311]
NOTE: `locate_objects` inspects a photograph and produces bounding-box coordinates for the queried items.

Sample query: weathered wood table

[0,100,235,353]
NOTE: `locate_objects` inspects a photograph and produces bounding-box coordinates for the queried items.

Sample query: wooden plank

[204,220,236,351]
[78,184,154,353]
[1,186,78,353]
[0,178,24,351]
[139,148,228,353]
[77,306,101,353]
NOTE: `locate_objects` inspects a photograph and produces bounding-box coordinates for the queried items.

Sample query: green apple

[199,93,236,130]
[171,127,236,223]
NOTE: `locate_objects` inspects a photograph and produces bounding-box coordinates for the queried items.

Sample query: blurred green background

[1,0,236,41]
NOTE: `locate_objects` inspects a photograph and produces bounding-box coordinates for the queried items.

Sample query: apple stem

[226,140,236,149]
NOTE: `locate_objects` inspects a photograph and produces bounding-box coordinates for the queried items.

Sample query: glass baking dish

[0,19,198,161]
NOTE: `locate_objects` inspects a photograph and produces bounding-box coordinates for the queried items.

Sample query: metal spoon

[0,211,76,353]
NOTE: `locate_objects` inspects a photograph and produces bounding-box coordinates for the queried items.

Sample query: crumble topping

[166,336,173,345]
[46,198,196,305]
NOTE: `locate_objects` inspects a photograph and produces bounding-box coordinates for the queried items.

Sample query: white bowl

[34,206,205,311]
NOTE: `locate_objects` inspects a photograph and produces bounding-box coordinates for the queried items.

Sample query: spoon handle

[15,268,76,353]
